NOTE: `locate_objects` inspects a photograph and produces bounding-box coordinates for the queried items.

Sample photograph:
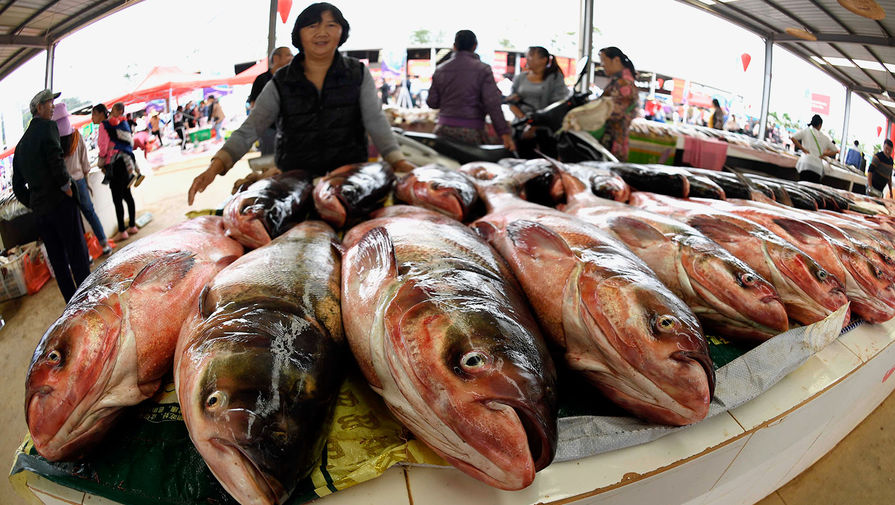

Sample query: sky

[0,0,888,151]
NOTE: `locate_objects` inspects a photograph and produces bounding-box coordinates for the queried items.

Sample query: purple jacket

[426,51,510,136]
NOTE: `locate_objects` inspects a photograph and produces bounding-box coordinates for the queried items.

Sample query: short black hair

[885,139,893,147]
[454,30,477,52]
[854,140,860,146]
[810,114,823,127]
[92,103,109,117]
[292,3,350,52]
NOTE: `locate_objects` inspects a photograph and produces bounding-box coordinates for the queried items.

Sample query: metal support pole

[578,0,594,90]
[839,88,852,163]
[44,42,55,90]
[758,37,773,141]
[267,0,277,64]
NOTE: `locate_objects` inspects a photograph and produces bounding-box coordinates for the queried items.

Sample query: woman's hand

[188,158,225,205]
[392,159,416,174]
[231,167,281,195]
[501,134,516,152]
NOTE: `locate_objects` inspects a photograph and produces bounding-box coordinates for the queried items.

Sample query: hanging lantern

[741,53,752,72]
[278,0,293,23]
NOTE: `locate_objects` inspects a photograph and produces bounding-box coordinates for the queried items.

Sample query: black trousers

[109,158,136,232]
[259,127,276,156]
[37,196,91,302]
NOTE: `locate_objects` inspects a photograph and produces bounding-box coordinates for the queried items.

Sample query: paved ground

[0,151,892,504]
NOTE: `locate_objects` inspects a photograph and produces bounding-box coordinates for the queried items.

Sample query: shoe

[101,244,113,255]
[133,174,145,187]
[118,231,129,240]
[127,226,139,235]
[101,173,111,185]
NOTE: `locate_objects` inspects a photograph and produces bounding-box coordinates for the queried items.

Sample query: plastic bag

[85,232,103,260]
[23,244,51,295]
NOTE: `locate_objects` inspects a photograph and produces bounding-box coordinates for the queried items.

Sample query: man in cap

[12,90,92,302]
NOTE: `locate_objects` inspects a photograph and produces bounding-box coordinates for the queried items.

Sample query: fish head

[768,239,848,315]
[383,287,557,490]
[680,237,788,335]
[575,256,714,425]
[181,308,340,505]
[25,295,124,461]
[312,180,348,229]
[223,194,272,249]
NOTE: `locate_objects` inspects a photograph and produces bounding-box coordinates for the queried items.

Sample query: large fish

[601,163,691,197]
[25,217,243,461]
[223,171,314,249]
[176,221,344,505]
[394,164,480,221]
[463,163,714,426]
[630,192,849,326]
[560,162,631,202]
[559,166,788,342]
[313,162,395,228]
[341,205,558,490]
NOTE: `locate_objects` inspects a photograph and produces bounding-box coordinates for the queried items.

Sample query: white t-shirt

[791,126,836,157]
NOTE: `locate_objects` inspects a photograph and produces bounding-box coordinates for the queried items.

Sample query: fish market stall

[11,159,895,505]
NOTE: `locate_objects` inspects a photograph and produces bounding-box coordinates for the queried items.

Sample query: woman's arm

[77,135,91,179]
[213,81,280,173]
[359,69,407,167]
[97,124,112,165]
[547,73,570,104]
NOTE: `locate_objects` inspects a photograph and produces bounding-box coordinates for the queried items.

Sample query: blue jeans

[213,121,223,141]
[74,178,108,244]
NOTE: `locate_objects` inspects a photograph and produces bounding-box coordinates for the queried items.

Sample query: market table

[12,307,895,505]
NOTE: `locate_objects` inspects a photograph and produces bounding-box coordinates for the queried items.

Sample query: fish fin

[129,251,196,290]
[607,216,667,248]
[772,218,825,243]
[470,221,499,242]
[687,215,749,244]
[506,220,575,258]
[349,226,398,292]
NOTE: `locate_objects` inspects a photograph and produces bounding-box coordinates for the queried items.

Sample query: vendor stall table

[12,313,895,505]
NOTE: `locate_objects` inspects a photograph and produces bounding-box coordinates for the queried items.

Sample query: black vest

[273,53,368,175]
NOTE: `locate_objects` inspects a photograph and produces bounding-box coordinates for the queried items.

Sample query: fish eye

[816,269,828,281]
[460,350,490,373]
[739,273,757,286]
[46,350,62,365]
[654,315,680,333]
[205,391,228,411]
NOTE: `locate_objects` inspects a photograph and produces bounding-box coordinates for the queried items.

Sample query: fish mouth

[489,402,555,472]
[28,391,122,460]
[209,437,285,505]
[671,350,716,398]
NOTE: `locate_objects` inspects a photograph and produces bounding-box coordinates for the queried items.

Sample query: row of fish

[26,158,894,503]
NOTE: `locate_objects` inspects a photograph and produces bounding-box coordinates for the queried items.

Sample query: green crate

[188,128,212,143]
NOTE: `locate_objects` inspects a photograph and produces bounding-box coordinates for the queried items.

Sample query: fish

[313,162,395,228]
[560,162,631,202]
[686,174,726,200]
[464,163,714,426]
[559,166,788,342]
[341,205,558,490]
[25,217,243,461]
[720,199,895,323]
[630,192,849,326]
[394,164,479,221]
[223,171,315,249]
[175,221,344,505]
[685,168,754,200]
[602,163,691,197]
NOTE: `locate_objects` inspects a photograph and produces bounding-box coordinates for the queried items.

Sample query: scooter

[395,56,617,166]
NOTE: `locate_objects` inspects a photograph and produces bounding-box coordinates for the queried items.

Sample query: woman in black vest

[188,2,413,205]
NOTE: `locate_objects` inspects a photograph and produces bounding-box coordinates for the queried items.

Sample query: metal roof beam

[0,34,48,47]
[8,0,61,35]
[0,1,17,18]
[774,33,895,45]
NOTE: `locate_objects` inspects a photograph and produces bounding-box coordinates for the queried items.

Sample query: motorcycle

[395,56,617,166]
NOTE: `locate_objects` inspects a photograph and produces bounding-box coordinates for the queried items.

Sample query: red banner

[811,93,830,115]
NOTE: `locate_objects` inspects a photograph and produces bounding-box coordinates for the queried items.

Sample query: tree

[410,29,431,45]
[498,38,513,50]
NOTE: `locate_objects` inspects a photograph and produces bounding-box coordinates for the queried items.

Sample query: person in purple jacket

[427,30,515,150]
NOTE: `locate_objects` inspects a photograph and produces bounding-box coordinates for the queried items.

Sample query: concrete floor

[0,152,893,505]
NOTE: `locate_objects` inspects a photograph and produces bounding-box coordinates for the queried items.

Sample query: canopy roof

[0,0,146,82]
[675,0,895,121]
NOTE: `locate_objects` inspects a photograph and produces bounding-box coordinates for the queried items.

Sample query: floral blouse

[599,68,639,162]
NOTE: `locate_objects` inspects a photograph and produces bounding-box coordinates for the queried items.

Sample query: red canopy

[103,64,263,107]
[228,58,269,86]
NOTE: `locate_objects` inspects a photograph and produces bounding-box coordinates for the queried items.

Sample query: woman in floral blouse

[598,46,639,161]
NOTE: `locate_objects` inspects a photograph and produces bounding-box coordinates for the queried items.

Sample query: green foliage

[410,29,431,45]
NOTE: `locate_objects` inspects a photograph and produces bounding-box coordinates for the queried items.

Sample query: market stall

[10,157,895,505]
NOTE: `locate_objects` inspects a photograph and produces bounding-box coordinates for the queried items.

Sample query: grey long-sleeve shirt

[214,67,404,172]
